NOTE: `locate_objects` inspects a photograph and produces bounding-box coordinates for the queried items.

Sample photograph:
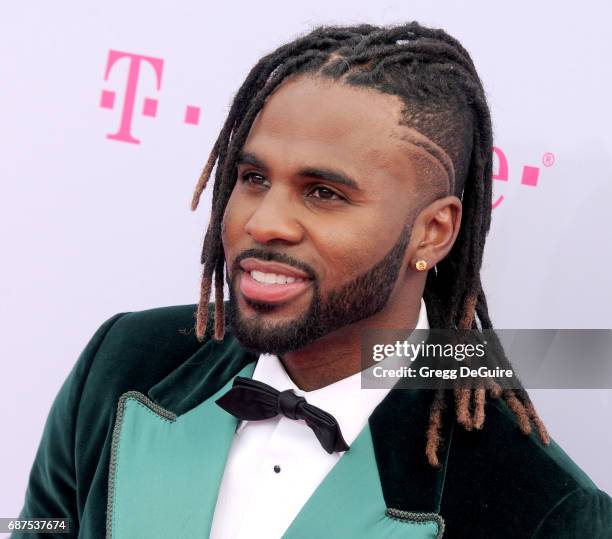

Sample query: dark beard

[227,224,411,355]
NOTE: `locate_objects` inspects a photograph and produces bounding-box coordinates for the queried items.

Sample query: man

[15,22,612,538]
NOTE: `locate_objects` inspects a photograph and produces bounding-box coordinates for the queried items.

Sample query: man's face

[222,75,439,354]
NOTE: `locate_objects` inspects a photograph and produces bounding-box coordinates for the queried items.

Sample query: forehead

[245,75,406,164]
[242,75,450,197]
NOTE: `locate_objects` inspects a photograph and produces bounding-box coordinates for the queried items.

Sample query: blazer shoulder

[80,302,222,393]
[102,302,201,347]
[441,395,612,538]
[489,396,601,490]
[533,485,612,538]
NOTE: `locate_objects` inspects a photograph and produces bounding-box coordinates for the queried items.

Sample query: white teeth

[250,270,304,285]
[251,270,266,283]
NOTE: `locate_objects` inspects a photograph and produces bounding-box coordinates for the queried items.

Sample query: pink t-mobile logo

[100,49,202,143]
[492,146,555,209]
[100,50,164,144]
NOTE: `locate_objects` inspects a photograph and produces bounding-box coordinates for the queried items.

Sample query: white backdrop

[1,0,611,524]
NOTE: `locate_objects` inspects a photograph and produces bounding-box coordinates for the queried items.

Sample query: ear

[406,195,462,271]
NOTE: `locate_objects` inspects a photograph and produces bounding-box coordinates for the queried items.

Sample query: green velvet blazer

[14,303,612,538]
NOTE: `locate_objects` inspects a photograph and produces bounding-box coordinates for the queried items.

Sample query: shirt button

[273,464,281,473]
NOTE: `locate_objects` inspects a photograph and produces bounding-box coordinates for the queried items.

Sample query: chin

[239,293,308,322]
[228,303,313,355]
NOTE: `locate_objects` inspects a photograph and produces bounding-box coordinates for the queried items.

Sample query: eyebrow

[237,151,361,191]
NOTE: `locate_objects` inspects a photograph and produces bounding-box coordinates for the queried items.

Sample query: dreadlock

[190,21,550,467]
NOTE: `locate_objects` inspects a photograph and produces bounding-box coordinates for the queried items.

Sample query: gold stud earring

[415,259,428,271]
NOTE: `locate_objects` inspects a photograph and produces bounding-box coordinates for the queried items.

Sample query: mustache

[232,248,317,280]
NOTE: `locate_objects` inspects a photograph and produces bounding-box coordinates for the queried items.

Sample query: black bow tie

[215,376,350,454]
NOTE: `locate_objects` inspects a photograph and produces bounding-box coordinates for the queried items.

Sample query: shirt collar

[236,297,430,445]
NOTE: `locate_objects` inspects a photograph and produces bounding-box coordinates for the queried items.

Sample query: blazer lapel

[282,387,452,539]
[369,387,454,515]
[106,334,258,539]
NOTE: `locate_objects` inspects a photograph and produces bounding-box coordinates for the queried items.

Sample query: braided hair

[190,21,550,467]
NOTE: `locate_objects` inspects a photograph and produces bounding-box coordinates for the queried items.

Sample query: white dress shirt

[209,298,430,539]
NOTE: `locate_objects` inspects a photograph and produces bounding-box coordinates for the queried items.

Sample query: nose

[244,188,304,245]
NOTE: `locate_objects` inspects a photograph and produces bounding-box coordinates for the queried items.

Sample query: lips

[238,258,312,304]
[239,258,310,280]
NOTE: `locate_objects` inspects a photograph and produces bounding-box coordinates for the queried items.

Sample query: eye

[308,185,346,202]
[239,172,347,203]
[240,171,269,188]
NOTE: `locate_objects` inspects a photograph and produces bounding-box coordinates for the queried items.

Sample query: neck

[279,290,423,392]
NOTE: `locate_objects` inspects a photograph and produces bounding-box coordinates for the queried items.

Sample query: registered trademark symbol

[542,152,555,167]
